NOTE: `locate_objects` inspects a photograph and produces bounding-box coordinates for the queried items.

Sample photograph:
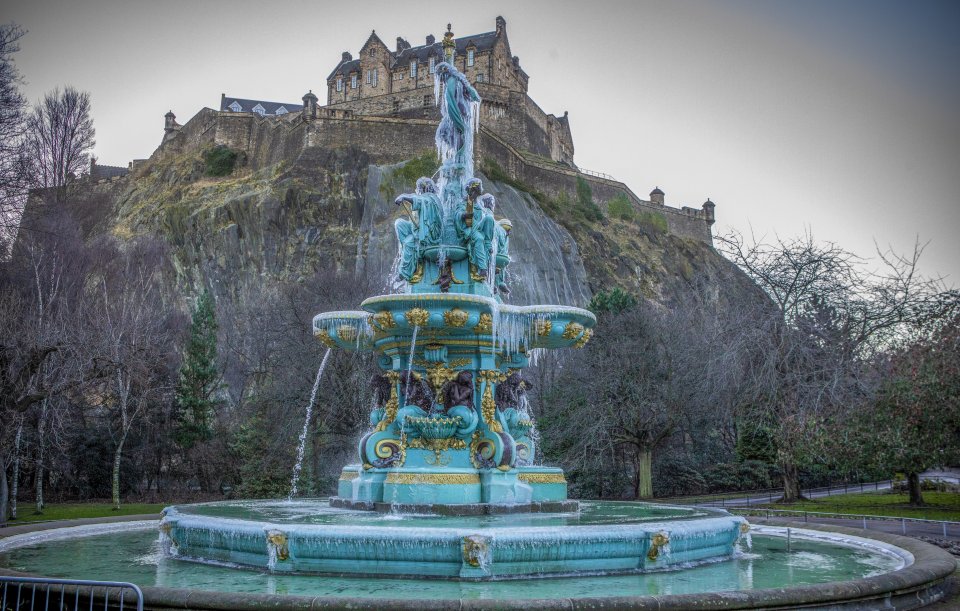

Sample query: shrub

[575,176,603,222]
[636,211,668,234]
[608,193,635,221]
[589,287,638,314]
[203,146,238,177]
[394,151,436,185]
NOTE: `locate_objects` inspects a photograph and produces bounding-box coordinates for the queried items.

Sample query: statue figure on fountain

[394,177,442,282]
[435,61,480,170]
[441,370,479,438]
[456,178,496,277]
[393,371,435,436]
[496,371,533,437]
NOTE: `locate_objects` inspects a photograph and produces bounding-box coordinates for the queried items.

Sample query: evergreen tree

[175,290,219,449]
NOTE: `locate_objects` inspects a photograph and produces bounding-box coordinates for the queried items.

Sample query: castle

[153,17,717,244]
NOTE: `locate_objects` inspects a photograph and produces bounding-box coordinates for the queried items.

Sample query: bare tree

[718,230,939,502]
[23,86,95,203]
[88,237,177,508]
[0,23,27,237]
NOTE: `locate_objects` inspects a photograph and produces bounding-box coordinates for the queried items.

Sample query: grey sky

[7,0,959,285]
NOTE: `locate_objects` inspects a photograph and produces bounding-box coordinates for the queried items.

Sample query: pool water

[0,523,905,600]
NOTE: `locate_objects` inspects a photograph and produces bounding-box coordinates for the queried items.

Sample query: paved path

[748,514,960,541]
[0,514,160,539]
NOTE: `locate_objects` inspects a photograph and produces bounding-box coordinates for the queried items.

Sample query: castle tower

[702,198,716,226]
[302,90,318,119]
[164,111,177,133]
[650,186,665,205]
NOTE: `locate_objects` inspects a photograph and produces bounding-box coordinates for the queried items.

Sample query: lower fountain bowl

[159,499,747,579]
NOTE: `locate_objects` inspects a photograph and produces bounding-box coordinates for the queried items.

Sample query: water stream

[288,348,332,500]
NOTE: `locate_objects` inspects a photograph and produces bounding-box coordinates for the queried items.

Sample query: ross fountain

[156,26,748,580]
[2,25,954,610]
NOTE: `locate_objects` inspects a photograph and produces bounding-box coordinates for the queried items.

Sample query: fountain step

[329,497,579,516]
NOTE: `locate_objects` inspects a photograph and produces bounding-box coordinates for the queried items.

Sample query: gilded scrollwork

[477,370,507,432]
[372,310,396,330]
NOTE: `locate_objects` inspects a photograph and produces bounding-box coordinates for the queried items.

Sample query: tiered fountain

[158,28,748,580]
[3,26,954,610]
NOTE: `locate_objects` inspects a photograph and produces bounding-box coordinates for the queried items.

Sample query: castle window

[394,71,404,81]
[477,73,484,83]
[393,99,400,113]
[467,49,475,67]
[336,77,343,92]
[228,101,242,112]
[429,56,436,73]
[275,106,288,115]
[351,74,357,89]
[365,71,371,84]
[372,68,378,86]
[369,48,375,57]
[423,94,432,108]
[410,60,417,78]
[252,103,266,116]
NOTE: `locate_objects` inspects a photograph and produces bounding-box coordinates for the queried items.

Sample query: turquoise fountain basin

[156,500,746,579]
[0,517,912,604]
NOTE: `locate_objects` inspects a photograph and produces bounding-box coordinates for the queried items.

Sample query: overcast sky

[7,0,959,285]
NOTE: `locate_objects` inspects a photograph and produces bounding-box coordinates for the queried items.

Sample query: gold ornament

[477,370,507,432]
[410,261,425,283]
[266,530,289,561]
[339,471,360,481]
[473,312,493,334]
[420,358,471,394]
[337,325,357,343]
[385,472,479,485]
[535,319,552,336]
[443,308,469,328]
[373,437,406,467]
[462,534,490,568]
[573,328,593,348]
[647,531,670,561]
[315,328,337,348]
[740,522,750,534]
[517,473,566,484]
[470,430,496,469]
[405,307,430,327]
[469,263,486,282]
[562,321,585,340]
[372,310,396,330]
[374,371,402,432]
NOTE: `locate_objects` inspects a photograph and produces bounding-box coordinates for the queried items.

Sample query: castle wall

[155,108,712,245]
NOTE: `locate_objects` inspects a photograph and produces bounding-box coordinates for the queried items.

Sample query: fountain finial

[443,23,456,63]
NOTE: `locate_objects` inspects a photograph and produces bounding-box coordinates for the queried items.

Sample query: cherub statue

[441,371,479,438]
[394,177,441,282]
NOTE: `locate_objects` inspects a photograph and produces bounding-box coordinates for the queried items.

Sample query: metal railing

[0,576,143,611]
[734,507,959,539]
[577,167,616,181]
[658,479,894,507]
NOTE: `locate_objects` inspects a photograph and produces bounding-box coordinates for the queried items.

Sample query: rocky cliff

[77,138,762,316]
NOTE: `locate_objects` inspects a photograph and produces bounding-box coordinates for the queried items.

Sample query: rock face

[77,140,764,316]
[356,164,592,306]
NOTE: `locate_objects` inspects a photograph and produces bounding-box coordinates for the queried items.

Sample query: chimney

[396,37,409,53]
[650,186,664,205]
[496,16,506,35]
[702,198,716,226]
[426,34,435,45]
[341,51,352,62]
[302,90,318,120]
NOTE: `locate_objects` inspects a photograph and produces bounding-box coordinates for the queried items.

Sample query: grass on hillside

[2,503,167,525]
[757,491,960,521]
